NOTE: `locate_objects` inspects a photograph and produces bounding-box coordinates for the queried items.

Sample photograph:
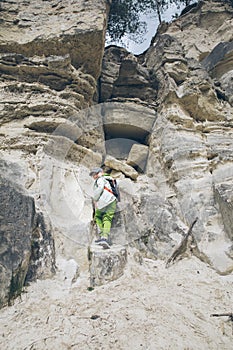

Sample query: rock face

[0,0,109,79]
[100,46,159,103]
[0,0,109,154]
[202,41,233,105]
[0,0,109,306]
[214,181,233,241]
[0,160,55,308]
[126,144,149,172]
[140,0,233,274]
[0,0,233,305]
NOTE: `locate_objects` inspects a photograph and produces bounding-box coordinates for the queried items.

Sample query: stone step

[89,243,127,287]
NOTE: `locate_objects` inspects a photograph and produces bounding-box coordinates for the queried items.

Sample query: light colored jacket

[93,176,116,210]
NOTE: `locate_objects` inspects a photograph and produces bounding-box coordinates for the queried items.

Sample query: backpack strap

[104,186,114,195]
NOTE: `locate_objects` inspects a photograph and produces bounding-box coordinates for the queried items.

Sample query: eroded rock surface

[0,0,233,305]
[0,160,55,308]
[89,244,127,287]
[0,0,109,305]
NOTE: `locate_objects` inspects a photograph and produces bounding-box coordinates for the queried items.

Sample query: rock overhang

[102,102,156,145]
[0,0,109,79]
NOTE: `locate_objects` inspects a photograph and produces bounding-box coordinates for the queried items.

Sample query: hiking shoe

[95,238,110,249]
[95,237,104,243]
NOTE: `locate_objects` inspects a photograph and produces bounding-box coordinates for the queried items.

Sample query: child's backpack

[104,175,121,201]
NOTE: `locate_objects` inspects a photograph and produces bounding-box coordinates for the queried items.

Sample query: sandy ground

[0,252,233,350]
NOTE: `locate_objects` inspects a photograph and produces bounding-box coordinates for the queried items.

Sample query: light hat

[89,167,103,176]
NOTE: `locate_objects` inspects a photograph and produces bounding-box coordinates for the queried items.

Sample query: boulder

[126,144,149,173]
[105,155,139,180]
[0,162,55,308]
[89,244,127,287]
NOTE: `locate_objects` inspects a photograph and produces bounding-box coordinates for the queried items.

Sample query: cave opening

[104,123,150,160]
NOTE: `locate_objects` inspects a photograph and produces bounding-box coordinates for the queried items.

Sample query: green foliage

[107,0,233,44]
[107,0,149,42]
[107,0,195,43]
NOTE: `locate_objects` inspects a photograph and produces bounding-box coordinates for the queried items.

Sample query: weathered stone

[145,34,185,74]
[0,0,109,79]
[105,155,139,180]
[0,161,55,307]
[0,0,233,305]
[126,144,149,173]
[89,244,127,287]
[44,136,103,168]
[163,0,233,61]
[201,41,233,104]
[109,209,128,246]
[0,53,96,117]
[201,41,233,79]
[100,46,159,102]
[25,211,56,283]
[214,181,233,241]
[102,102,156,143]
[100,46,130,101]
[117,191,186,260]
[105,138,136,159]
[147,34,227,122]
[113,54,158,102]
[164,61,188,84]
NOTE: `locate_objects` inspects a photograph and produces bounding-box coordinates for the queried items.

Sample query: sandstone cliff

[0,0,233,328]
[0,0,110,307]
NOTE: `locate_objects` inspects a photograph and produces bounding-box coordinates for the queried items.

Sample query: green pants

[95,200,116,239]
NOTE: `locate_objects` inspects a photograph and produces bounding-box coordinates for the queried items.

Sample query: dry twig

[166,217,198,268]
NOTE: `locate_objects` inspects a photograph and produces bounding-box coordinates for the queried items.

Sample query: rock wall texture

[0,0,109,307]
[0,0,233,306]
[0,159,55,307]
[99,0,233,275]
